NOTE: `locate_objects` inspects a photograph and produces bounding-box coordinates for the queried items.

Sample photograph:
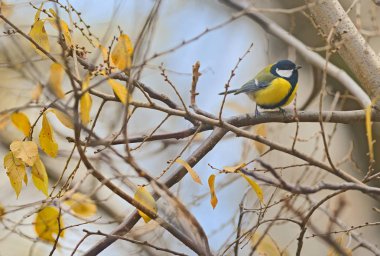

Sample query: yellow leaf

[47,16,72,47]
[175,158,202,185]
[34,206,64,243]
[29,19,49,56]
[365,104,374,162]
[251,232,288,256]
[327,235,352,256]
[31,83,43,101]
[223,163,247,173]
[0,2,13,20]
[111,34,133,71]
[34,3,43,22]
[10,140,39,166]
[64,193,97,217]
[134,186,157,223]
[0,113,10,130]
[48,108,74,129]
[107,79,129,105]
[3,151,26,197]
[208,174,218,209]
[254,124,267,154]
[80,75,92,125]
[24,169,28,185]
[48,63,65,99]
[0,204,4,220]
[11,112,31,137]
[240,172,264,203]
[60,22,72,46]
[39,113,58,158]
[32,158,49,196]
[99,44,108,62]
[48,8,57,18]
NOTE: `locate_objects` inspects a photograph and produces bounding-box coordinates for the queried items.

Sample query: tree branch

[81,109,380,146]
[82,128,227,256]
[305,0,380,106]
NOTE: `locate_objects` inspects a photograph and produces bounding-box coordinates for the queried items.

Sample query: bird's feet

[278,107,286,117]
[255,105,261,117]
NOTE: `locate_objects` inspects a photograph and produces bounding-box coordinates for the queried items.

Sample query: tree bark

[306,0,380,106]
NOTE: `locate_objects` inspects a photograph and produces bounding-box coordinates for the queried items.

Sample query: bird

[219,59,301,116]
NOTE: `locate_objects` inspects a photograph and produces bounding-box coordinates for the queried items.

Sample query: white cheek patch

[276,68,293,78]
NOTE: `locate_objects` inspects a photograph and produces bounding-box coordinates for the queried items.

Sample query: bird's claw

[255,105,261,117]
[278,107,286,117]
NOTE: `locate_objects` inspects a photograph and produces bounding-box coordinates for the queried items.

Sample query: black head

[270,59,301,87]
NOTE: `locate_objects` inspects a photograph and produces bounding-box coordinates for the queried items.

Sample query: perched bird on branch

[219,59,301,115]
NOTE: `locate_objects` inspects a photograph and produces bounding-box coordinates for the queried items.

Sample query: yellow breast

[247,78,298,108]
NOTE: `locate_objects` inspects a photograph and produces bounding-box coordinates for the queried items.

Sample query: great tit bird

[219,59,301,115]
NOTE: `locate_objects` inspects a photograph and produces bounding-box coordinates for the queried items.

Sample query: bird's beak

[295,65,302,70]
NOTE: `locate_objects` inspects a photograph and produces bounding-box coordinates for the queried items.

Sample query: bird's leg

[278,107,286,117]
[255,104,261,117]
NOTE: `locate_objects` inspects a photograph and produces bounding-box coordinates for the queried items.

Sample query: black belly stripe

[258,85,295,109]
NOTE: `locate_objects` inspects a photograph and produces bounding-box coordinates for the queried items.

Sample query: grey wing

[235,66,277,94]
[234,78,270,94]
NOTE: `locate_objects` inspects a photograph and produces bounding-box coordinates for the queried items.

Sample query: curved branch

[82,128,227,256]
[247,161,380,197]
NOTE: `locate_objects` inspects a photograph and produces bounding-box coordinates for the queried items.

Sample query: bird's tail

[218,89,238,95]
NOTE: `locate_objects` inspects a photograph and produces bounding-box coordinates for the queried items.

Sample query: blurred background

[0,0,379,255]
